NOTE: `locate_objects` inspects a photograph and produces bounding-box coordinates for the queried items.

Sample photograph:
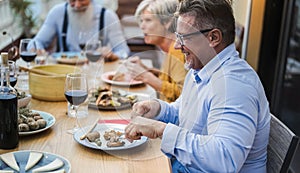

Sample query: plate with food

[88,86,138,110]
[73,123,147,151]
[51,52,87,65]
[18,108,56,136]
[101,71,143,86]
[0,150,71,172]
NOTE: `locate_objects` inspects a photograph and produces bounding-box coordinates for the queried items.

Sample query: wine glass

[7,60,17,87]
[64,73,88,134]
[78,31,92,51]
[19,38,37,68]
[84,38,104,89]
[85,39,102,63]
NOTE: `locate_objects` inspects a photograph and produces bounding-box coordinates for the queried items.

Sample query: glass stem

[73,105,80,129]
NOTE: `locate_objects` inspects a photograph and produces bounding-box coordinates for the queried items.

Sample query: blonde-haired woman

[127,0,187,102]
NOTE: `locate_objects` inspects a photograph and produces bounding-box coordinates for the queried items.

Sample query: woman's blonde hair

[135,0,178,33]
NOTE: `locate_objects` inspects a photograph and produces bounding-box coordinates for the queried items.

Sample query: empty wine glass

[19,38,37,68]
[64,73,88,134]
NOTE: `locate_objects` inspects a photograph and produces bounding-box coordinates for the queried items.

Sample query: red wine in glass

[64,90,88,106]
[20,52,37,62]
[3,77,17,87]
[86,51,102,62]
[79,44,86,50]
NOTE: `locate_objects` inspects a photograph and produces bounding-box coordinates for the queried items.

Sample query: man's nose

[174,39,183,50]
[74,1,83,8]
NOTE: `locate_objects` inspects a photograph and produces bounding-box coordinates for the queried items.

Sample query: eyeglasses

[175,29,213,46]
[69,0,88,3]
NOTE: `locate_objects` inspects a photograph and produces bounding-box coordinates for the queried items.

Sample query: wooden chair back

[267,114,299,173]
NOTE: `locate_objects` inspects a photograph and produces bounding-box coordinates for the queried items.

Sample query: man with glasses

[33,0,130,61]
[125,0,270,172]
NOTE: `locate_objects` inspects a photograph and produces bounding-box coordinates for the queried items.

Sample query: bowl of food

[17,91,31,108]
[29,64,81,101]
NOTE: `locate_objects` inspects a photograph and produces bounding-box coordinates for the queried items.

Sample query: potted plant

[9,0,36,38]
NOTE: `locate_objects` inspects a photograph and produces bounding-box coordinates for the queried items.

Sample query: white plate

[101,71,144,86]
[19,110,56,136]
[73,123,147,151]
[0,150,71,173]
[51,52,87,65]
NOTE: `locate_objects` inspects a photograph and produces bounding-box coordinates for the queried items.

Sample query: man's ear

[208,29,222,47]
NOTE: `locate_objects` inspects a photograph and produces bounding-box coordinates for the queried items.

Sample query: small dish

[18,94,32,108]
[19,110,56,136]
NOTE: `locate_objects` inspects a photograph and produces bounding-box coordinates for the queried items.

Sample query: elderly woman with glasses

[126,0,187,102]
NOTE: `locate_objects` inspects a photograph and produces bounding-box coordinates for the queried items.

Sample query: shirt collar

[192,43,239,84]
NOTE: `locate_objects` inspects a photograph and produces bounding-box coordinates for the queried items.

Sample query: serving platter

[0,150,71,173]
[88,101,135,110]
[19,110,56,136]
[101,71,143,86]
[73,123,147,151]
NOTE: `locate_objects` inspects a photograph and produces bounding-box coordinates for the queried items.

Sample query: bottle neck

[0,66,15,94]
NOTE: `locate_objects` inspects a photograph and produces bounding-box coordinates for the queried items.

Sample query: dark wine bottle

[0,52,19,149]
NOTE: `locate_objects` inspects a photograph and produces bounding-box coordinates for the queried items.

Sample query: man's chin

[184,61,192,70]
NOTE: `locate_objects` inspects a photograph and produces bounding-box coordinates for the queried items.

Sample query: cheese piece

[0,170,14,173]
[25,152,43,171]
[0,153,19,171]
[31,158,64,173]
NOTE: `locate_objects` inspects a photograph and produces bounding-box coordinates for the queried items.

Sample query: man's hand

[130,100,161,119]
[125,116,166,141]
[102,46,119,61]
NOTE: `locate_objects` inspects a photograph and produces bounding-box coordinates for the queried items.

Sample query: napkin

[98,119,130,125]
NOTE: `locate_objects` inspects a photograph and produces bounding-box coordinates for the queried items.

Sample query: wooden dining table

[0,59,171,173]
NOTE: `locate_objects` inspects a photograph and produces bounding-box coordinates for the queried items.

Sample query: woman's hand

[125,58,149,80]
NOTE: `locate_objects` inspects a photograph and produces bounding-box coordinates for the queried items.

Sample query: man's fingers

[125,124,142,141]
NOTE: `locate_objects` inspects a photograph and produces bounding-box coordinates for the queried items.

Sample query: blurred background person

[33,0,130,61]
[126,0,187,102]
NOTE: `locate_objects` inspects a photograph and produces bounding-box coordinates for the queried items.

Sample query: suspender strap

[61,2,69,52]
[98,8,106,42]
[60,5,105,52]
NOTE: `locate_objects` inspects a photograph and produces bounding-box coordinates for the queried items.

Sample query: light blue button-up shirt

[33,1,130,58]
[156,44,271,172]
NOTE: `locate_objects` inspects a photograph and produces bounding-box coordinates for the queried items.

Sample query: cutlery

[19,66,65,77]
[80,118,100,140]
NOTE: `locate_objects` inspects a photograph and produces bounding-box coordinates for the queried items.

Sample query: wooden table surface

[0,60,171,173]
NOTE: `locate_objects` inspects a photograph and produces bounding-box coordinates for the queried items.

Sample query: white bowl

[18,94,32,108]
